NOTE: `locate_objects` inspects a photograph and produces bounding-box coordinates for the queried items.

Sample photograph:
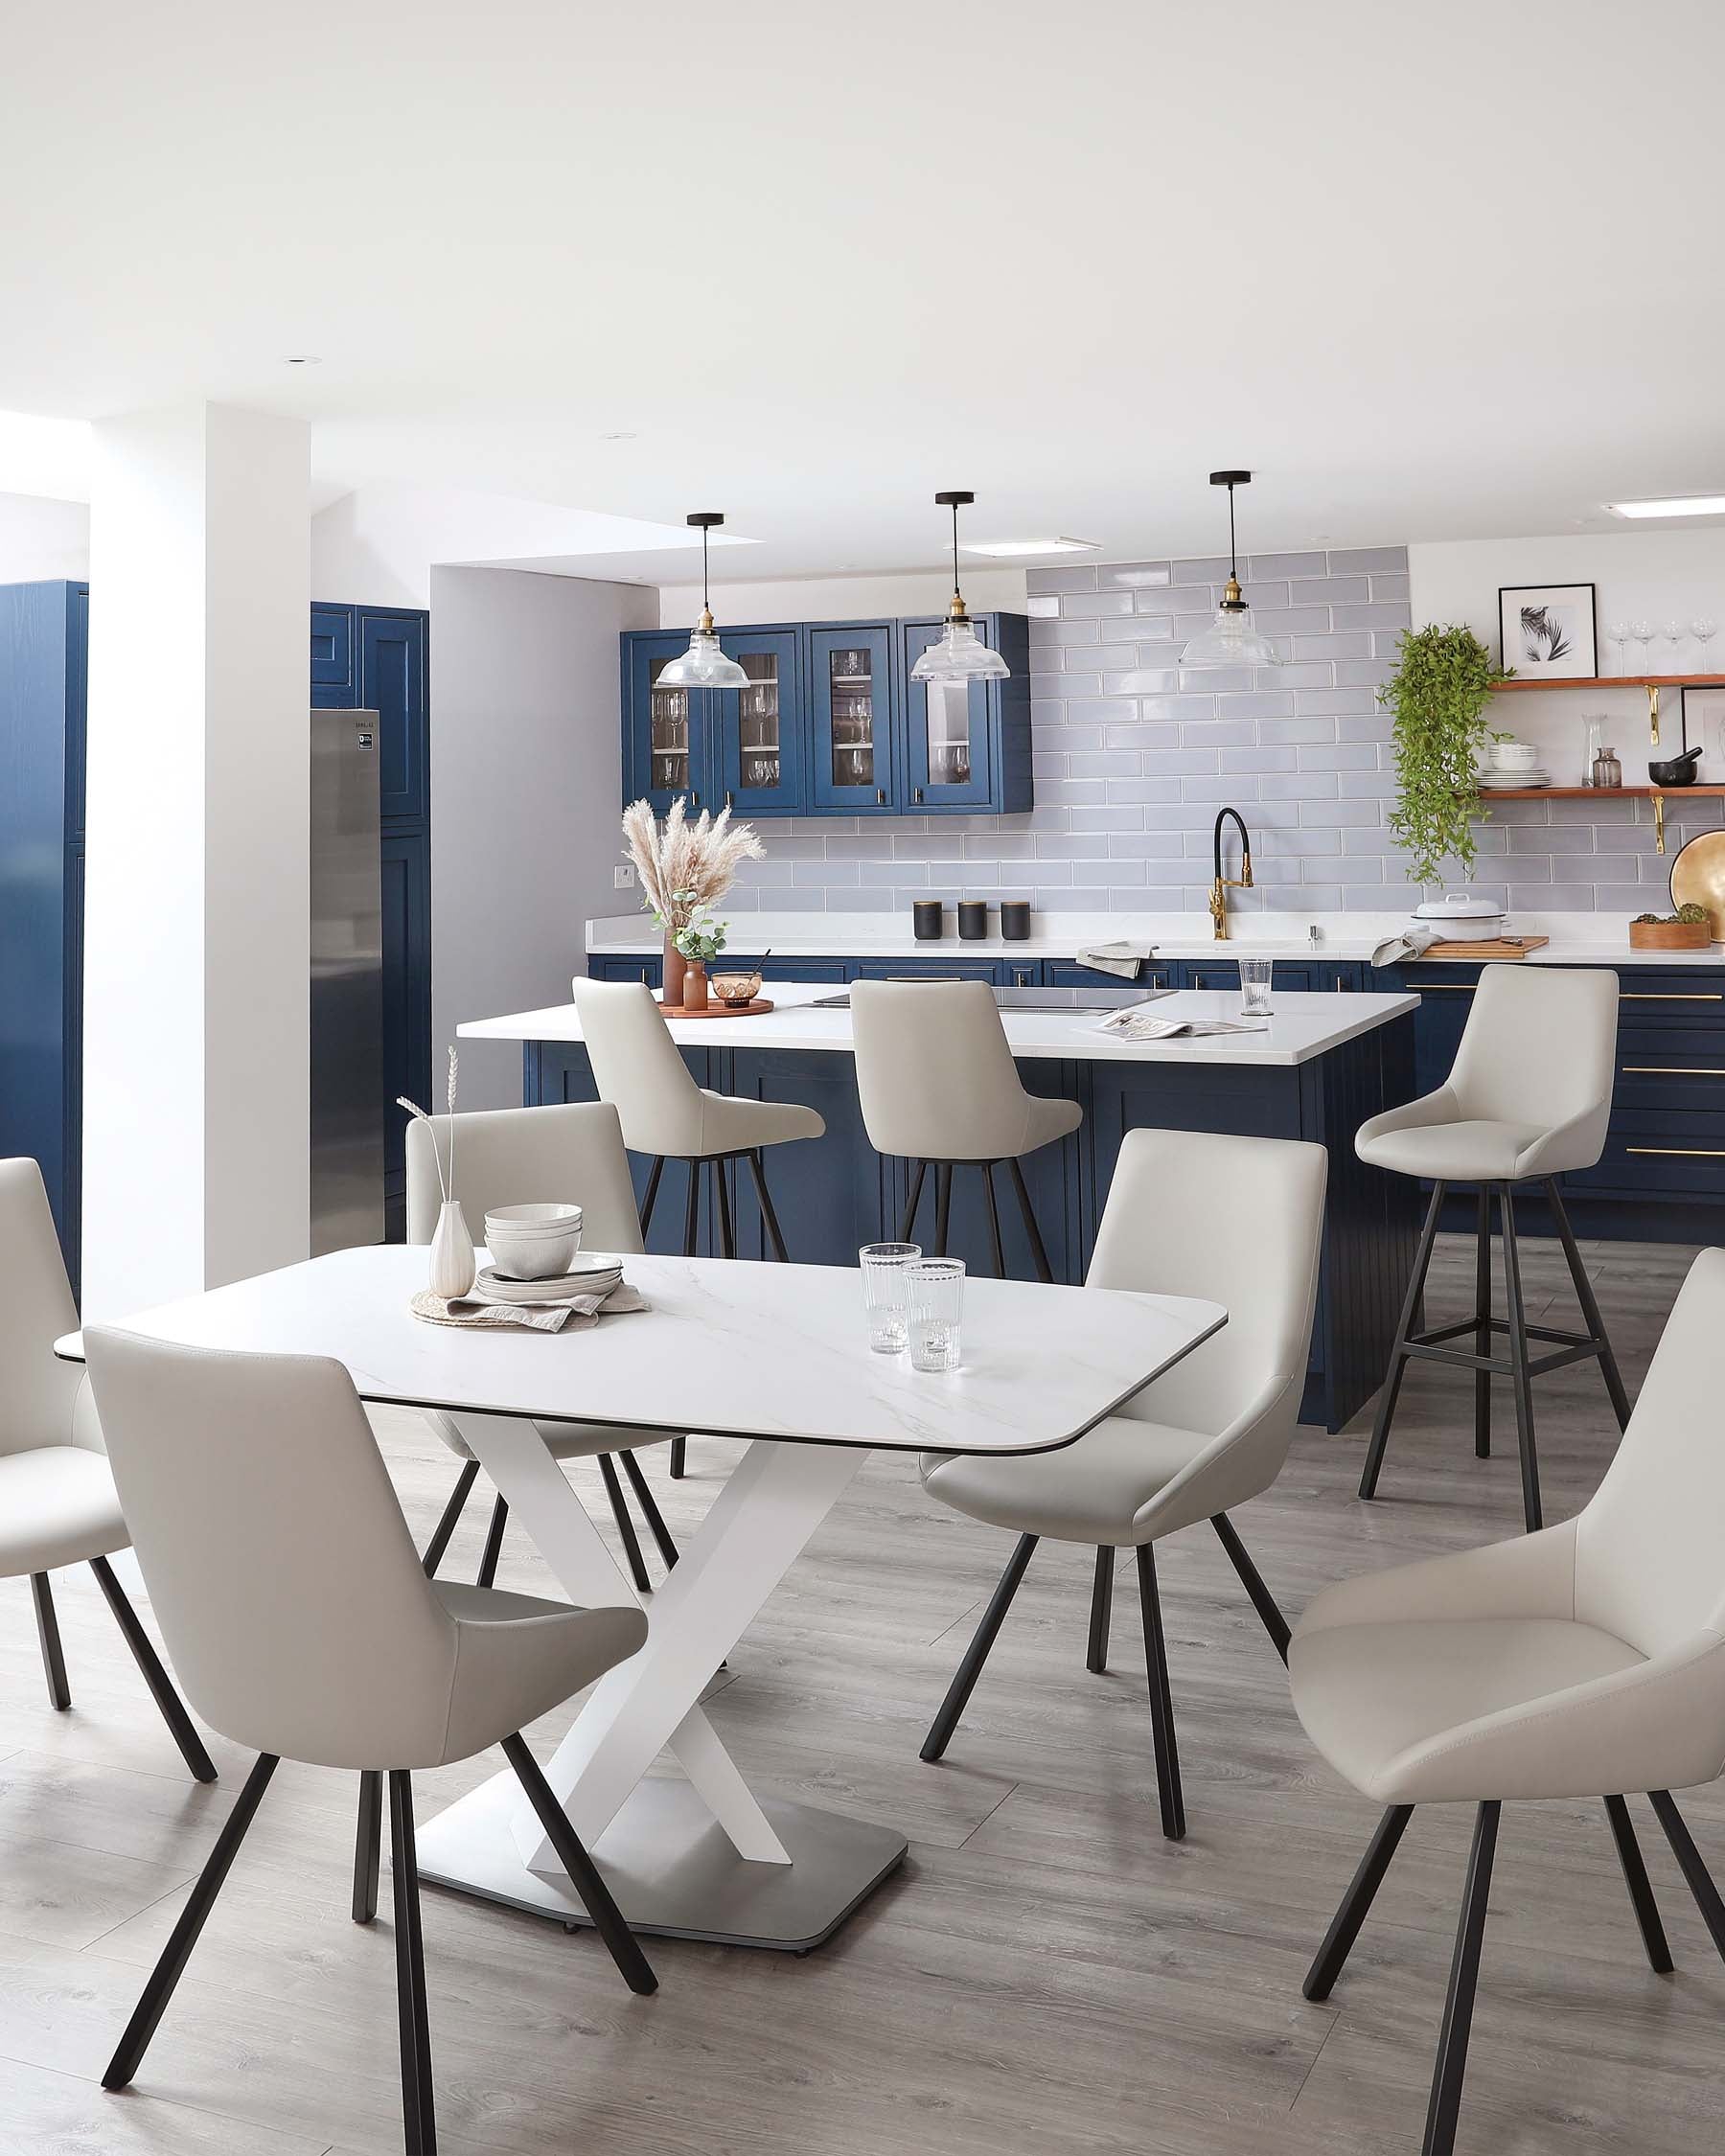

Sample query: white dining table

[58,1245,1225,1951]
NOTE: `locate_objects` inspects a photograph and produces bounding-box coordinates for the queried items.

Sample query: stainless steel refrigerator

[310,707,385,1255]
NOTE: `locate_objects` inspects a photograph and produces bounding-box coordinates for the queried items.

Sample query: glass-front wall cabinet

[714,627,803,817]
[811,624,897,814]
[649,656,694,801]
[901,615,995,808]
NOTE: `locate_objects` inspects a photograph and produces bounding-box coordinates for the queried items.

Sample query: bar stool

[570,976,825,1475]
[406,1101,684,1587]
[851,978,1082,1282]
[1354,964,1629,1532]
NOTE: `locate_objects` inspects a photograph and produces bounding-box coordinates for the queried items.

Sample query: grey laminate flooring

[1,1233,1720,2155]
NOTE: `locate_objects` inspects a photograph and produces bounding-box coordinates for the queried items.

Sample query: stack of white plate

[472,1251,624,1306]
[1478,767,1550,789]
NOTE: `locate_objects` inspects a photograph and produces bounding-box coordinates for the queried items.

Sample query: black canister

[957,900,989,941]
[1000,900,1031,941]
[912,899,945,941]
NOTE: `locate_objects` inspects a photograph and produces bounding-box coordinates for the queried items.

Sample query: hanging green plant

[1382,624,1508,889]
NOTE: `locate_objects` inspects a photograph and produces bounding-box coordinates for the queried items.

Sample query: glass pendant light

[911,491,1011,683]
[1179,470,1283,672]
[656,513,751,689]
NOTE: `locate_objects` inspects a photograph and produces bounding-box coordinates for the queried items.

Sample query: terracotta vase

[661,930,686,1007]
[682,961,709,1012]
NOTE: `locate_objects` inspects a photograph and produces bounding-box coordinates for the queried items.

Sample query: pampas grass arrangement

[622,796,764,933]
[398,1046,460,1201]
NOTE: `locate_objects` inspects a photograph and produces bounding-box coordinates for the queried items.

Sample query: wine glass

[1692,617,1717,676]
[1630,620,1656,676]
[1607,620,1633,675]
[1663,620,1687,674]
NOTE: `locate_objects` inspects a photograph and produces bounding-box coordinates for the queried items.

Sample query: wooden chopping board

[1422,935,1550,960]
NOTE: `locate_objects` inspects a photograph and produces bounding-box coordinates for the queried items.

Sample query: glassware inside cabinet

[649,656,691,794]
[923,679,973,786]
[829,647,876,789]
[737,651,780,791]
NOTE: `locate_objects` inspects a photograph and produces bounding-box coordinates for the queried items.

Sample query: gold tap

[1211,807,1254,940]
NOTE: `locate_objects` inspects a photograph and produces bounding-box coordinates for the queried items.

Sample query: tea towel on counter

[1370,926,1440,968]
[1074,940,1160,980]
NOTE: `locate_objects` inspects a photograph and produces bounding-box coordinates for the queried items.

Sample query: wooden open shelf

[1491,675,1725,693]
[1474,784,1725,801]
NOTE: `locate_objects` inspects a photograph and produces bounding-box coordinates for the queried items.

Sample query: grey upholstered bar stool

[1354,963,1628,1533]
[1289,1245,1725,2156]
[0,1158,214,1781]
[850,977,1082,1281]
[570,976,825,1475]
[83,1325,656,2156]
[918,1127,1327,1838]
[407,1101,683,1585]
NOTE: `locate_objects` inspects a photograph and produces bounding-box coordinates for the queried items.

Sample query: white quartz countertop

[459,982,1420,1068]
[584,909,1725,968]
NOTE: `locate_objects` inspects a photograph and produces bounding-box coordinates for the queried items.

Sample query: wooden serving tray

[656,998,775,1018]
[1628,922,1712,952]
[1423,935,1550,960]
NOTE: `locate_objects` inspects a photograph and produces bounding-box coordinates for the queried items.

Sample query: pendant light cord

[702,523,711,614]
[952,497,961,601]
[1228,483,1238,582]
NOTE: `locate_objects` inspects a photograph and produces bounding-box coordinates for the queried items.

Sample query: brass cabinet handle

[1622,992,1724,1000]
[876,788,887,805]
[1625,1146,1725,1158]
[1622,1065,1725,1074]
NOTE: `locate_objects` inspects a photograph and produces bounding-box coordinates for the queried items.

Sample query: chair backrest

[1575,1246,1725,1656]
[851,979,1040,1159]
[568,977,705,1156]
[0,1157,95,1459]
[406,1101,645,1255]
[1449,965,1618,1141]
[1087,1127,1328,1455]
[83,1325,471,1768]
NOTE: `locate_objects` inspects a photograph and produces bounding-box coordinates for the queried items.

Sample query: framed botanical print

[1499,583,1598,680]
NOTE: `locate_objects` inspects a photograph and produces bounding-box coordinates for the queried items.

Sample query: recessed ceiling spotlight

[1607,493,1725,519]
[960,536,1099,558]
[284,355,321,366]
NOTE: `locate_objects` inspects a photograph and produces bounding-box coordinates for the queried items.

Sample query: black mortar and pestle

[1648,746,1703,787]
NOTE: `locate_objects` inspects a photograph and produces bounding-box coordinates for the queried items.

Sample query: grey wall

[430,566,656,1107]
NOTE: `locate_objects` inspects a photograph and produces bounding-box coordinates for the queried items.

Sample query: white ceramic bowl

[1492,742,1540,769]
[484,1203,583,1281]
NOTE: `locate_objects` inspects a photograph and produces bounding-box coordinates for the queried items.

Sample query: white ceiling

[5,0,1724,582]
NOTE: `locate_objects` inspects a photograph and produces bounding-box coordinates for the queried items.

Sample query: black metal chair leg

[388,1771,436,2156]
[1498,1186,1543,1533]
[1007,1158,1053,1284]
[104,1752,278,2090]
[1209,1514,1290,1664]
[1086,1547,1113,1673]
[713,1157,736,1258]
[748,1150,791,1263]
[933,1163,953,1258]
[422,1458,480,1578]
[597,1455,652,1594]
[90,1557,217,1781]
[354,1771,383,1925]
[980,1161,1006,1277]
[618,1448,679,1571]
[681,1158,701,1255]
[502,1733,657,1995]
[1547,1179,1632,1431]
[639,1155,664,1238]
[1136,1544,1184,1840]
[1303,1804,1414,2000]
[899,1159,926,1245]
[476,1496,508,1589]
[1649,1789,1725,1961]
[30,1572,70,1710]
[1603,1795,1672,1972]
[1360,1181,1446,1501]
[921,1533,1038,1762]
[1473,1186,1493,1459]
[1422,1800,1500,2156]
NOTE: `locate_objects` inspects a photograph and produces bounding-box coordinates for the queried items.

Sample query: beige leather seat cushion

[0,1447,129,1573]
[922,1413,1209,1548]
[1356,1117,1552,1182]
[693,1089,824,1156]
[430,1579,648,1763]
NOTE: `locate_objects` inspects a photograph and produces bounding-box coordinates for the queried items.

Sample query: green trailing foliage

[1632,904,1709,925]
[1382,624,1508,889]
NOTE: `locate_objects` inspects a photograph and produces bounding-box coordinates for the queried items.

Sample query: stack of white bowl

[1478,740,1549,789]
[484,1203,584,1281]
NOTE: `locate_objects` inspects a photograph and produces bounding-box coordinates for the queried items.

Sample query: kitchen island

[461,983,1420,1431]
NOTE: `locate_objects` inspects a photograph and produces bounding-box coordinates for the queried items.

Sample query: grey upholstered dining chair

[0,1157,213,1781]
[407,1100,683,1586]
[918,1126,1327,1837]
[851,977,1083,1279]
[1288,1243,1725,2156]
[1354,962,1627,1531]
[83,1324,656,2156]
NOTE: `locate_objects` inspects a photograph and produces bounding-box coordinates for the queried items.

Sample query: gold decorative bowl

[710,971,763,1005]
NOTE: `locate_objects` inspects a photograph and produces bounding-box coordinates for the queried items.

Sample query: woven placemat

[409,1282,648,1333]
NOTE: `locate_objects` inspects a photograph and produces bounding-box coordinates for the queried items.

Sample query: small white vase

[428,1199,476,1298]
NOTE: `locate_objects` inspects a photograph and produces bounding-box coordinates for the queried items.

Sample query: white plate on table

[473,1255,624,1305]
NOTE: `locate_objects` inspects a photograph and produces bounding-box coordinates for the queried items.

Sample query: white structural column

[82,405,311,1319]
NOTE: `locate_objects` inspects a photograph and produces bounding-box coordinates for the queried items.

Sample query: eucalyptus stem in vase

[621,795,764,1009]
[399,1047,473,1296]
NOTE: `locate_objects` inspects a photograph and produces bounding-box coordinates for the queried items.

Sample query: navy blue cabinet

[0,581,88,1283]
[623,611,1032,819]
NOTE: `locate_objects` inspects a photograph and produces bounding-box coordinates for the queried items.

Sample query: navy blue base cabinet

[623,612,1030,818]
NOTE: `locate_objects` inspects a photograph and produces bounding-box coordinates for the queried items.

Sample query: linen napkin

[409,1282,649,1332]
[1369,925,1440,967]
[1073,939,1160,980]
